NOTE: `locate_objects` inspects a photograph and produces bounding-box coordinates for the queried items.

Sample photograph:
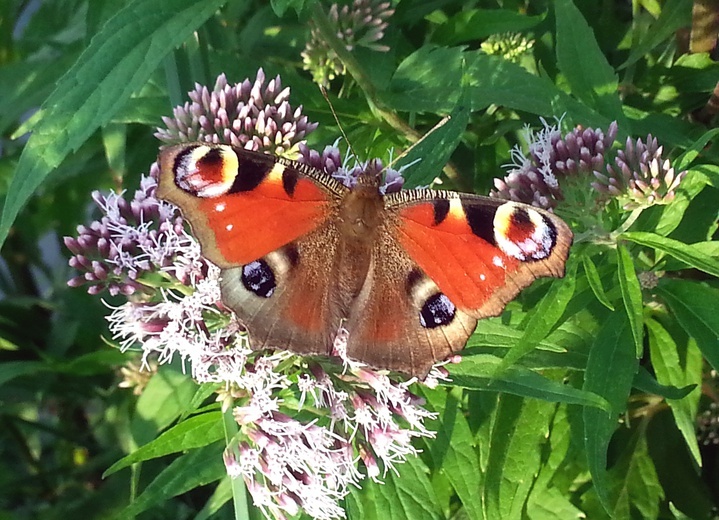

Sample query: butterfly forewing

[157,143,346,268]
[387,190,572,319]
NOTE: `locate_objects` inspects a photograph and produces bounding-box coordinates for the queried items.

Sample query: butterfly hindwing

[343,230,478,376]
[219,223,342,357]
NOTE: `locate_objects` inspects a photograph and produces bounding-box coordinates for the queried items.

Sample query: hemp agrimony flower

[593,135,687,209]
[66,70,432,520]
[156,69,317,155]
[491,119,687,222]
[302,0,394,86]
[481,32,535,62]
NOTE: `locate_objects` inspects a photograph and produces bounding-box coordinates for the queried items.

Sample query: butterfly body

[158,143,572,377]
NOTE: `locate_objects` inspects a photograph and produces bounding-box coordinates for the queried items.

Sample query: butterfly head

[339,180,385,242]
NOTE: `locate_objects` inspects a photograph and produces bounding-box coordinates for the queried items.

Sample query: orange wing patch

[395,202,518,311]
[200,176,331,265]
[158,144,340,268]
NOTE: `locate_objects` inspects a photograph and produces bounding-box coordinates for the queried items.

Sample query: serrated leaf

[0,0,229,249]
[646,318,702,465]
[616,245,644,357]
[621,232,719,277]
[105,412,224,477]
[421,388,483,520]
[583,311,637,513]
[657,279,719,371]
[115,442,226,518]
[582,255,614,310]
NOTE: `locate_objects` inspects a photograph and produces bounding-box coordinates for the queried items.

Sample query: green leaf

[468,320,567,352]
[609,428,664,519]
[581,254,614,310]
[433,9,545,46]
[674,127,719,171]
[115,442,226,518]
[484,394,555,519]
[0,360,46,387]
[104,412,224,477]
[554,0,626,124]
[388,46,464,112]
[646,318,702,466]
[633,366,695,400]
[421,388,483,520]
[583,311,637,513]
[450,354,609,411]
[655,169,712,237]
[389,49,611,128]
[0,0,229,249]
[661,241,719,271]
[526,405,585,519]
[348,455,442,520]
[621,232,719,277]
[619,0,693,70]
[195,477,233,520]
[498,259,577,371]
[657,279,719,371]
[132,367,200,446]
[398,98,471,188]
[616,245,644,357]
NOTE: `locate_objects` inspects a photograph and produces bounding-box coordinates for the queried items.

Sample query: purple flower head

[491,119,618,210]
[156,69,318,155]
[302,0,394,86]
[65,166,204,296]
[592,135,687,209]
[298,142,405,193]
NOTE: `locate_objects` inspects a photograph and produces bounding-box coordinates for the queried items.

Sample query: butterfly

[157,143,572,377]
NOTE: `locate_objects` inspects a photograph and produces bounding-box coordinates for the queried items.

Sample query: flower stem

[223,404,250,520]
[308,2,463,185]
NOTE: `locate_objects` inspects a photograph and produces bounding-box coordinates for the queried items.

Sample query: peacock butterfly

[157,143,573,377]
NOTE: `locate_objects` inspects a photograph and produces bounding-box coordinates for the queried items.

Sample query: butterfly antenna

[320,86,363,164]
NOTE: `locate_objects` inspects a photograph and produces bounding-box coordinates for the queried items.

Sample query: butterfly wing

[343,190,572,376]
[343,232,478,376]
[219,222,345,356]
[158,143,349,355]
[157,144,346,267]
[389,190,572,317]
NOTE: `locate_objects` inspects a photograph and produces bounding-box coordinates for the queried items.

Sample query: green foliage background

[1,0,718,518]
